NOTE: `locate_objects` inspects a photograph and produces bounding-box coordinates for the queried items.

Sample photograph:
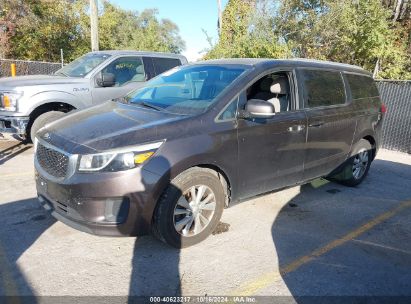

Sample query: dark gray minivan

[34,59,385,247]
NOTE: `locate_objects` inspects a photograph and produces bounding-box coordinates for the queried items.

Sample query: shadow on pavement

[129,236,182,297]
[0,198,55,297]
[0,142,32,165]
[127,155,183,299]
[272,159,411,300]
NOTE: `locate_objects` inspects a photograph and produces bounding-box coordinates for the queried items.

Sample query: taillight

[381,103,387,114]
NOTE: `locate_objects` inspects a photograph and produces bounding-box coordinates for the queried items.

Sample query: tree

[128,8,185,53]
[77,1,185,56]
[276,0,410,78]
[7,0,85,62]
[0,0,185,62]
[205,0,290,59]
[382,0,411,52]
[0,0,30,58]
[206,0,411,79]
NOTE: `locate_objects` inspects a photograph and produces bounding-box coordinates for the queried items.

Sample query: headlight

[0,91,22,111]
[78,141,164,172]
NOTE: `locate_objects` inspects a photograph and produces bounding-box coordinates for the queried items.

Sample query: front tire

[153,167,225,248]
[30,111,66,142]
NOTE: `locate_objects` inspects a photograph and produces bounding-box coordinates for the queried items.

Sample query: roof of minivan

[89,50,187,60]
[194,58,371,75]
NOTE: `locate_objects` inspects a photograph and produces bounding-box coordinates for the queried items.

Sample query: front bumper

[35,166,163,237]
[0,115,29,134]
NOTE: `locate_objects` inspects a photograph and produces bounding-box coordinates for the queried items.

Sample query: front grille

[36,143,69,178]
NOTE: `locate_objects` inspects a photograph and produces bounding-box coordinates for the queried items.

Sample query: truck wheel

[30,111,66,142]
[152,167,225,248]
[332,139,373,187]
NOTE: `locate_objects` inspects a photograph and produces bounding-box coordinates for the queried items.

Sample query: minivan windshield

[124,65,246,115]
[55,53,111,78]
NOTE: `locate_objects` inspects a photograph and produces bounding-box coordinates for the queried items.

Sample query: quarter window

[302,70,346,108]
[346,74,379,99]
[218,96,239,120]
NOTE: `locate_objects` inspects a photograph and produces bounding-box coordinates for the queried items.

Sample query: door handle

[287,125,305,132]
[309,122,324,128]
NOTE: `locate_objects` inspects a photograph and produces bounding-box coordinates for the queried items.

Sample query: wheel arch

[352,127,378,161]
[195,164,231,207]
[361,135,377,161]
[150,161,233,222]
[27,102,76,131]
[166,162,232,207]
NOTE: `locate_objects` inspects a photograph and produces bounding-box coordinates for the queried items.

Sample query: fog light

[103,197,130,223]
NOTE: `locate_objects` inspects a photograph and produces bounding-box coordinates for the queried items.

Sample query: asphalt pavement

[0,135,410,299]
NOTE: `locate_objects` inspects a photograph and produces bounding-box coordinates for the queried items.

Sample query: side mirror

[97,72,116,87]
[243,99,275,118]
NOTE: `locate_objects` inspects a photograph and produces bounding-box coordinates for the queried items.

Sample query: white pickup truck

[0,50,187,141]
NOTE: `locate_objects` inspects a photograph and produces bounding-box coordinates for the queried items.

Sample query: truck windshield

[55,53,111,77]
[125,65,247,115]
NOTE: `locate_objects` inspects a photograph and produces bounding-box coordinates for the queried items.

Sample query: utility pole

[217,0,222,35]
[90,0,99,51]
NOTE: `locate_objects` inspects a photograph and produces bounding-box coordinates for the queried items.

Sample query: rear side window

[346,74,379,99]
[301,70,346,108]
[152,58,182,75]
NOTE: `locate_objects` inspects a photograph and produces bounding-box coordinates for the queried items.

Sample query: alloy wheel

[173,185,216,237]
[352,149,369,180]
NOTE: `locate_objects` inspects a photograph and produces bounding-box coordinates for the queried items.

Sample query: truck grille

[36,143,69,178]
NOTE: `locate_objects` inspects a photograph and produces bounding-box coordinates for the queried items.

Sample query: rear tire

[332,139,373,187]
[30,111,66,142]
[152,167,225,248]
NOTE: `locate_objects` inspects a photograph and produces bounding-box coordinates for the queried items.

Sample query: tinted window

[125,65,246,115]
[101,57,144,86]
[152,58,182,75]
[302,70,346,108]
[346,74,379,99]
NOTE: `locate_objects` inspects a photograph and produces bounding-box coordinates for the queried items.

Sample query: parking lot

[0,135,410,298]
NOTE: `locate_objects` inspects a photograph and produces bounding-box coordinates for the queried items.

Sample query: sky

[110,0,229,62]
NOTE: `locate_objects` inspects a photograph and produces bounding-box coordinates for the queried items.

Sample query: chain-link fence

[0,59,61,78]
[0,60,409,153]
[376,80,411,154]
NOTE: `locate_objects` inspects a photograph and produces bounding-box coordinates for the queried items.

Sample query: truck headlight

[78,141,164,172]
[0,91,22,111]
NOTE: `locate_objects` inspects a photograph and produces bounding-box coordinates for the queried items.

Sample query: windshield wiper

[133,101,164,112]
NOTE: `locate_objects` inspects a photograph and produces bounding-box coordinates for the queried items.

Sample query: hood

[38,101,188,154]
[0,75,86,89]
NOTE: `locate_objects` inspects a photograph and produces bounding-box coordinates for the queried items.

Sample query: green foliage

[0,0,185,62]
[205,0,290,59]
[7,0,87,61]
[277,0,410,79]
[128,8,185,54]
[206,0,411,79]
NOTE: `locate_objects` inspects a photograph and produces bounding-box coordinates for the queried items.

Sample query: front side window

[346,74,379,99]
[55,53,111,78]
[302,70,346,108]
[101,57,145,86]
[125,65,247,115]
[246,72,292,113]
